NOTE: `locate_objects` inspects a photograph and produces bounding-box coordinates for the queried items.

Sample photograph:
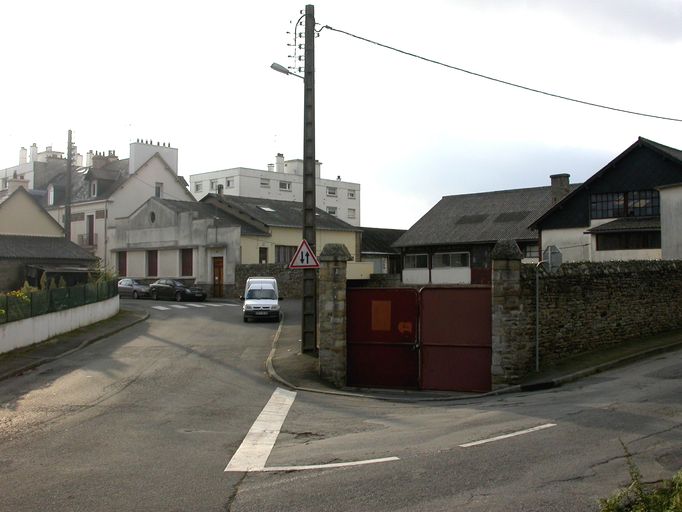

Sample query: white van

[242,277,279,300]
[242,282,281,322]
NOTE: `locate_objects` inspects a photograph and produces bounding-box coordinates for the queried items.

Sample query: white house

[188,153,361,227]
[45,140,195,268]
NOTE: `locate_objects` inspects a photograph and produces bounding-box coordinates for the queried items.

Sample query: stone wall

[234,264,303,298]
[492,243,682,385]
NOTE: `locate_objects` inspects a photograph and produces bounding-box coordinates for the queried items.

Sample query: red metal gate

[420,287,491,392]
[347,288,419,389]
[346,286,491,392]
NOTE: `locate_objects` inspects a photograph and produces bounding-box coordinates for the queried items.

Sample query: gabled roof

[154,198,266,235]
[531,137,682,229]
[0,235,96,261]
[361,227,406,254]
[394,184,579,248]
[201,194,360,232]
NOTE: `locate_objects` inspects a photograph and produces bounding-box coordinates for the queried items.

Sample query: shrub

[600,440,682,511]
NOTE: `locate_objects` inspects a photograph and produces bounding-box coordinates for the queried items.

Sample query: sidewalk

[0,308,149,382]
[267,323,682,401]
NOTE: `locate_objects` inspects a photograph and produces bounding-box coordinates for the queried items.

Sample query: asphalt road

[1,297,681,511]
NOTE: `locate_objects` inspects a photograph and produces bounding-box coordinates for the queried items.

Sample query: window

[90,180,97,197]
[210,179,218,190]
[432,252,470,268]
[276,245,297,264]
[155,182,163,198]
[117,252,127,277]
[347,208,356,219]
[47,184,55,206]
[326,206,337,216]
[524,244,539,259]
[225,178,234,188]
[86,214,95,246]
[181,248,193,276]
[404,254,428,269]
[326,186,337,197]
[348,189,356,199]
[260,178,270,188]
[1,178,7,189]
[591,190,659,219]
[279,181,292,191]
[596,232,661,251]
[259,247,268,264]
[194,182,203,193]
[147,250,158,277]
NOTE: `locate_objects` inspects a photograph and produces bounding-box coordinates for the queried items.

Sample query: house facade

[394,175,577,285]
[360,227,405,275]
[110,193,370,297]
[0,187,95,290]
[45,141,195,267]
[532,138,682,263]
[189,153,361,227]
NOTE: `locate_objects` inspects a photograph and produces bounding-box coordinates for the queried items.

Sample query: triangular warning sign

[289,239,320,269]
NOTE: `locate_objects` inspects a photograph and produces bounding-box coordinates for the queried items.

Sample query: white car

[242,283,281,322]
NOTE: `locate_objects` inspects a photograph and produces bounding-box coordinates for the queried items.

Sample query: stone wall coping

[491,239,523,260]
[319,243,353,262]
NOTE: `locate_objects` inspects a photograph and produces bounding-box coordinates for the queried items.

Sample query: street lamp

[271,4,317,353]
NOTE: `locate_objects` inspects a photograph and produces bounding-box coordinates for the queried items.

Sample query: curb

[0,309,150,382]
[266,326,682,402]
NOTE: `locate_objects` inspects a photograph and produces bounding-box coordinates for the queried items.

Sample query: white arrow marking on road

[261,457,400,472]
[459,423,557,448]
[169,305,189,309]
[185,304,206,308]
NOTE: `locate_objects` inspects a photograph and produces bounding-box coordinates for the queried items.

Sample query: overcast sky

[2,0,681,229]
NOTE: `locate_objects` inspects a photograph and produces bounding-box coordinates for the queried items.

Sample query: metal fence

[0,280,118,325]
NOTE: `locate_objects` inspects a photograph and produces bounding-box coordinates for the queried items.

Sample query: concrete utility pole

[64,129,72,241]
[301,4,318,353]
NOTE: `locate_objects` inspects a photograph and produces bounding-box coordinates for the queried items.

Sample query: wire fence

[0,280,118,325]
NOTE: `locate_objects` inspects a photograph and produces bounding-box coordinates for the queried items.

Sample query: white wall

[660,185,682,260]
[129,142,178,175]
[541,227,591,262]
[431,267,472,284]
[0,296,119,354]
[402,268,430,285]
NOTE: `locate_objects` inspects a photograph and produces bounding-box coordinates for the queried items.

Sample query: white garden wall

[0,296,120,354]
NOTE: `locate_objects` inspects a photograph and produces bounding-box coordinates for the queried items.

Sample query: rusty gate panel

[347,288,419,389]
[420,287,492,392]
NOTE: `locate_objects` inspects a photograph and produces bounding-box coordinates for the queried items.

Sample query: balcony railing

[77,233,98,248]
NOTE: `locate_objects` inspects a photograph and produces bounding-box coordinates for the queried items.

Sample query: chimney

[550,173,570,204]
[19,147,27,164]
[30,143,38,162]
[85,150,93,167]
[275,153,284,173]
[267,163,274,172]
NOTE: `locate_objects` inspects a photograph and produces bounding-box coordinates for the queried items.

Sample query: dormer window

[47,184,55,205]
[90,180,97,197]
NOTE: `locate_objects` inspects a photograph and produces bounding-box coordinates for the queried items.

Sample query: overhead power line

[319,25,682,123]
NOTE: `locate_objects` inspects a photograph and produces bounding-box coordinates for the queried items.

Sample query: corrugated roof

[202,194,359,232]
[586,217,661,233]
[361,227,406,254]
[394,185,579,248]
[0,235,96,261]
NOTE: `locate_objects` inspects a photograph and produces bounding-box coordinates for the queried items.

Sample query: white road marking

[205,303,228,307]
[152,306,170,311]
[225,387,297,472]
[185,303,206,308]
[261,457,400,472]
[169,304,189,309]
[459,423,557,448]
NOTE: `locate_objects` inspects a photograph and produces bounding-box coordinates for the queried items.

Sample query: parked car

[149,279,207,302]
[117,278,151,299]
